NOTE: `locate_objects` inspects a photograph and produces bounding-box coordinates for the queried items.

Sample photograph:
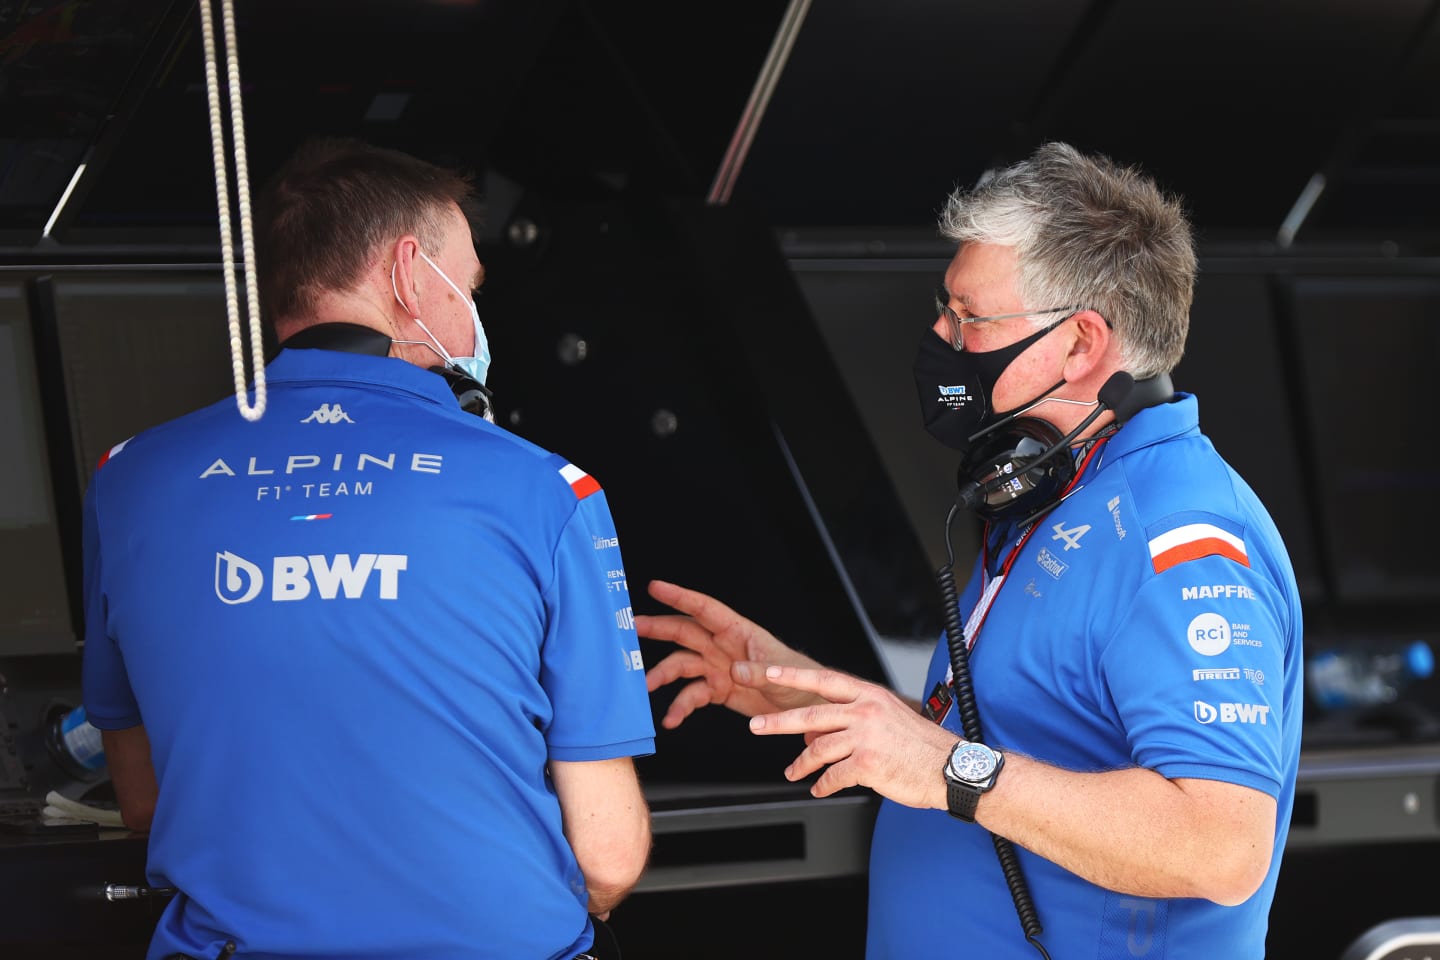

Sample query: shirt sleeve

[80,473,143,730]
[1100,551,1292,797]
[540,486,655,762]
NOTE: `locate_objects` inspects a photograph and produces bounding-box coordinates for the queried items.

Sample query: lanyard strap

[944,435,1113,680]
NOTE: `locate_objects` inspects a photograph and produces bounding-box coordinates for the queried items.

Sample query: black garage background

[2,2,1438,957]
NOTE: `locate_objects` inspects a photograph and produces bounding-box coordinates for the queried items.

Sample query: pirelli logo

[1193,667,1241,681]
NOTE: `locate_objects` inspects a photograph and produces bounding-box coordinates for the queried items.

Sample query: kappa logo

[215,550,407,603]
[302,403,355,424]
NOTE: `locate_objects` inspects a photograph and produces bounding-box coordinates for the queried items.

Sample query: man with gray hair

[637,141,1302,958]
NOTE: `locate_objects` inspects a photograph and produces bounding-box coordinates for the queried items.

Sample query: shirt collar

[264,339,461,411]
[1095,391,1198,468]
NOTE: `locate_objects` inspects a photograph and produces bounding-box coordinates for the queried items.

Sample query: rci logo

[1186,612,1231,656]
[215,550,407,603]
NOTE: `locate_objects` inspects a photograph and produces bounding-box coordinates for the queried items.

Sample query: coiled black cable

[939,502,1051,960]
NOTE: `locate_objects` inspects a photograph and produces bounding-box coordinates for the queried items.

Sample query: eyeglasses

[934,284,1080,351]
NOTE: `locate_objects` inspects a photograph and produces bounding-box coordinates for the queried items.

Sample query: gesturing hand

[748,664,957,810]
[635,579,826,730]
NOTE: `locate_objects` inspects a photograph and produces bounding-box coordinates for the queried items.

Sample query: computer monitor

[50,274,240,498]
[0,284,76,656]
[1289,275,1438,604]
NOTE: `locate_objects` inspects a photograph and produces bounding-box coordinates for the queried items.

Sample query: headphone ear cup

[958,417,1075,521]
[433,367,494,420]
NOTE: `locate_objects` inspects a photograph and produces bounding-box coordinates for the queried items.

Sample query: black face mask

[911,323,1065,453]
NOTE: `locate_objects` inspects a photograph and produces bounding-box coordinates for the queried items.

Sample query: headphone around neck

[956,371,1174,523]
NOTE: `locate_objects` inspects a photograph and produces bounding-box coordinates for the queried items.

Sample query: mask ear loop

[389,261,457,367]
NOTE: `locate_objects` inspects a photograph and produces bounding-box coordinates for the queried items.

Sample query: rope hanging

[197,0,266,421]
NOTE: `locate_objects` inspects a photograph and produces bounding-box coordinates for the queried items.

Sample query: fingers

[747,701,848,737]
[643,649,705,692]
[730,661,769,688]
[633,613,713,652]
[659,680,718,730]
[755,664,862,703]
[646,579,748,633]
[783,731,852,785]
[763,730,860,797]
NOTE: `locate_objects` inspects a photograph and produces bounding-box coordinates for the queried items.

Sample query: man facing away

[82,137,654,960]
[638,141,1303,959]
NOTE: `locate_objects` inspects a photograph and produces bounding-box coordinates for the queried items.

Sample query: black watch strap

[946,779,982,822]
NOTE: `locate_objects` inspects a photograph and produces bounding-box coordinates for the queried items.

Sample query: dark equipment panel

[477,191,940,783]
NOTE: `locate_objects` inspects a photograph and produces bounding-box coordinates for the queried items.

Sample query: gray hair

[938,142,1195,378]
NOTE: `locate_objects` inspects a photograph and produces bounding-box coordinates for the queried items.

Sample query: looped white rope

[198,0,266,421]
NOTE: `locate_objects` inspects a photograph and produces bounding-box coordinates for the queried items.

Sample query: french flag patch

[97,438,131,470]
[559,463,601,500]
[1147,521,1249,574]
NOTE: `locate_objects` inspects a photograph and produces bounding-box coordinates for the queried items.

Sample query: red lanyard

[958,436,1112,657]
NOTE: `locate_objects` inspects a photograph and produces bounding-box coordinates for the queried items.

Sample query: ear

[389,234,424,320]
[1061,309,1113,383]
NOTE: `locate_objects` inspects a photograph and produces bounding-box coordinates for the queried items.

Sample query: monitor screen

[51,275,241,496]
[0,284,76,655]
[1289,276,1439,604]
[1172,272,1325,602]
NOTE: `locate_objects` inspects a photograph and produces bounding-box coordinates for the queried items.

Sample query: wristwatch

[944,738,1004,823]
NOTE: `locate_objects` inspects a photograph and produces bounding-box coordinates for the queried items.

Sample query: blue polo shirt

[867,394,1303,959]
[82,347,655,960]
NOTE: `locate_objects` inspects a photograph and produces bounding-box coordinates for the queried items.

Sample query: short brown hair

[256,137,477,324]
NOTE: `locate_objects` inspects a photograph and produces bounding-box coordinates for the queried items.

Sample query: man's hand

[635,579,827,729]
[748,664,957,810]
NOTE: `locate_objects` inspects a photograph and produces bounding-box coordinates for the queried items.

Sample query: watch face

[949,742,997,782]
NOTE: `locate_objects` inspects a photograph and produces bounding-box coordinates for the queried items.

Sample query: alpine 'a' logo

[1050,521,1090,552]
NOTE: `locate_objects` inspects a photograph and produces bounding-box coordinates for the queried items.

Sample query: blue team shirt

[82,347,655,960]
[868,394,1303,960]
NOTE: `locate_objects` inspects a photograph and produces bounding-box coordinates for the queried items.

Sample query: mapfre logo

[215,550,407,603]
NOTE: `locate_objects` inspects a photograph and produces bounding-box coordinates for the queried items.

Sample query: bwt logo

[938,385,967,396]
[1186,612,1231,656]
[215,550,408,603]
[1193,700,1271,725]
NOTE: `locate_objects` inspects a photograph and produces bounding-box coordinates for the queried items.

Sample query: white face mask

[391,251,492,385]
